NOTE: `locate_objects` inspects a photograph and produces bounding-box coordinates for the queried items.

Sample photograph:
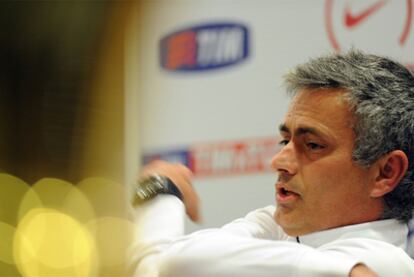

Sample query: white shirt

[131,195,414,277]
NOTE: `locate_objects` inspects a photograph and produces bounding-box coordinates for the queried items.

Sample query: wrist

[133,174,183,205]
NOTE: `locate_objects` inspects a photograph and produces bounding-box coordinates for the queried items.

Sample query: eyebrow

[278,123,322,137]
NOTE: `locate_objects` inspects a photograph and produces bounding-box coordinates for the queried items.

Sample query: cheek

[302,159,369,204]
[302,159,355,194]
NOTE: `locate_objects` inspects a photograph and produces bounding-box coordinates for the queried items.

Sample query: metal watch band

[133,174,183,205]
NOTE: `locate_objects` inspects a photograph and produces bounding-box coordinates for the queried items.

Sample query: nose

[270,142,298,175]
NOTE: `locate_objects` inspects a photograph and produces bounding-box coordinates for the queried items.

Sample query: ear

[370,150,409,198]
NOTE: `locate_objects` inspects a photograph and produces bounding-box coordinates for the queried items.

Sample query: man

[131,50,414,276]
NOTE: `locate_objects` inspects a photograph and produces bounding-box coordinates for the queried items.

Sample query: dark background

[0,1,129,184]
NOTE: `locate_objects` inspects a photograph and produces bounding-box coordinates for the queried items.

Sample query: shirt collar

[288,219,408,248]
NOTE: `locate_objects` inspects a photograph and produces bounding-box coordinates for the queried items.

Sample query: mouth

[276,184,300,203]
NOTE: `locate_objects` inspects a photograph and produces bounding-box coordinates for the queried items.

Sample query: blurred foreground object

[0,0,135,184]
[0,174,133,277]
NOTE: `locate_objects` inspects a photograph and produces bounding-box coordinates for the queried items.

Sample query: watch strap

[133,174,183,205]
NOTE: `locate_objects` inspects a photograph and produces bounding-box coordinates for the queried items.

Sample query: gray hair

[283,49,414,223]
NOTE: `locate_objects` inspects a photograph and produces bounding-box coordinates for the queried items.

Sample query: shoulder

[320,238,414,276]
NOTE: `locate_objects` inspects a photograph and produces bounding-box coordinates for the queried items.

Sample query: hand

[349,264,378,277]
[139,160,201,222]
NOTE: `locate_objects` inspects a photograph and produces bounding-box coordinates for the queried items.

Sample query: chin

[283,227,305,237]
[274,211,290,231]
[274,212,308,236]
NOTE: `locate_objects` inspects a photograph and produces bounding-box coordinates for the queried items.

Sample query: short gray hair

[283,49,414,223]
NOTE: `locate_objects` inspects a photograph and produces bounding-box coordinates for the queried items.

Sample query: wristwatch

[133,174,183,205]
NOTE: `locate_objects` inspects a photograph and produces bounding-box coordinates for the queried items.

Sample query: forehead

[283,89,355,135]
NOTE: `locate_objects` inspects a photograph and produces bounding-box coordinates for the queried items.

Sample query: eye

[306,142,325,150]
[278,139,289,146]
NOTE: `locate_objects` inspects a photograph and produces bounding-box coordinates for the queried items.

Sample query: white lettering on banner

[196,28,244,66]
[233,143,268,172]
[191,138,280,177]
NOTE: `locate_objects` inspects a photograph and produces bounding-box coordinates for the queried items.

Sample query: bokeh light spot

[14,208,96,277]
[77,177,129,218]
[0,173,32,226]
[86,217,134,267]
[0,222,17,264]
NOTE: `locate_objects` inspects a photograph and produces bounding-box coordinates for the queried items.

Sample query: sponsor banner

[142,137,281,177]
[160,22,250,72]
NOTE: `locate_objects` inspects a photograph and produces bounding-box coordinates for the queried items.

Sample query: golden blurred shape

[0,222,17,265]
[77,177,129,218]
[14,208,97,277]
[86,217,134,267]
[0,173,32,226]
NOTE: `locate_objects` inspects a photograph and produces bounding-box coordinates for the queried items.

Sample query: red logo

[344,0,388,28]
[325,0,412,51]
[160,23,250,72]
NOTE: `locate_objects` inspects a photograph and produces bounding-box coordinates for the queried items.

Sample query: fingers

[349,264,378,277]
[139,160,201,222]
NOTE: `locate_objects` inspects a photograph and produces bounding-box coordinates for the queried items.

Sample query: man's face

[272,89,381,236]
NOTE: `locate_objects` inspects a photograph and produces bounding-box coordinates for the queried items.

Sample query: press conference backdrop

[125,0,414,251]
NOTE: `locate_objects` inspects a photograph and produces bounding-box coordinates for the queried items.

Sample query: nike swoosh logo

[344,0,389,28]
